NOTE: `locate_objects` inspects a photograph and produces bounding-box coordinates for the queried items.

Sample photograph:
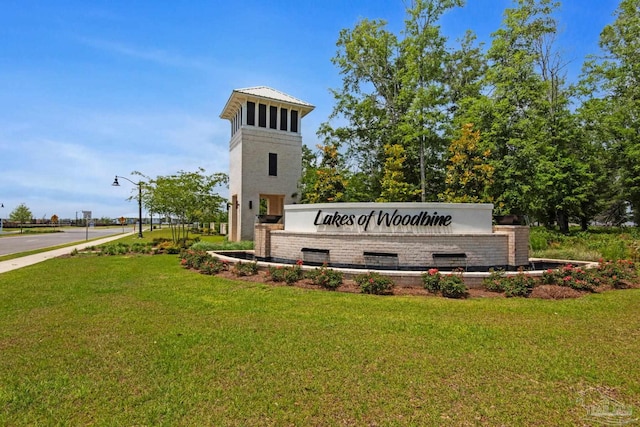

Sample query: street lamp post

[0,203,4,233]
[112,176,144,238]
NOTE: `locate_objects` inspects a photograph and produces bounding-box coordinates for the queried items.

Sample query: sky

[0,0,619,220]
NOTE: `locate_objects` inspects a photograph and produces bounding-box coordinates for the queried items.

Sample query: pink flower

[428,268,439,276]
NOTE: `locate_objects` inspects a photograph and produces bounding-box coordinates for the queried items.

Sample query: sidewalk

[0,232,135,274]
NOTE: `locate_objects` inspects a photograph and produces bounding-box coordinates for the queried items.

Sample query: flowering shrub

[596,259,638,289]
[199,258,226,275]
[483,269,506,292]
[440,274,468,299]
[355,272,394,295]
[267,264,303,284]
[232,261,258,277]
[180,249,213,270]
[423,269,468,298]
[421,268,442,293]
[483,269,535,297]
[306,265,343,290]
[267,266,287,282]
[504,272,536,297]
[284,265,303,284]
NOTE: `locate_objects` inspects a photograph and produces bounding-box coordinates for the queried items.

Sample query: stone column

[493,225,530,268]
[254,223,284,259]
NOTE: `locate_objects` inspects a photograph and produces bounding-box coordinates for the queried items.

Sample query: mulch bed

[210,269,626,299]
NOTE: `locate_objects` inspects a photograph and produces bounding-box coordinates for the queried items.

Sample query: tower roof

[220,86,314,120]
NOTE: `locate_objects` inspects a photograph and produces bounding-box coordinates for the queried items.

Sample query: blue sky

[0,0,618,220]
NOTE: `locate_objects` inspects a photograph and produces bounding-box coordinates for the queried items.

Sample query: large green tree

[480,0,558,216]
[322,0,466,202]
[579,0,640,225]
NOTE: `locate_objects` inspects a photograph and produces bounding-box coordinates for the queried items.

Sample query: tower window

[280,108,288,131]
[247,102,255,126]
[269,153,277,176]
[291,110,299,133]
[258,103,267,127]
[269,106,277,129]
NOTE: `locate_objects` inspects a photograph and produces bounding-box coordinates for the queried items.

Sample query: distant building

[220,87,314,241]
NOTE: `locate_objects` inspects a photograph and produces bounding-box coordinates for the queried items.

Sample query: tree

[579,0,640,225]
[306,141,348,203]
[298,144,319,203]
[377,144,420,202]
[480,0,559,216]
[321,0,465,202]
[441,123,494,203]
[10,203,32,234]
[145,169,228,245]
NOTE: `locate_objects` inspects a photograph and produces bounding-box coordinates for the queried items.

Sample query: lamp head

[112,177,120,187]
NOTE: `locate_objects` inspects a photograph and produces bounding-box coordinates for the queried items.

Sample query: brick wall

[266,231,512,269]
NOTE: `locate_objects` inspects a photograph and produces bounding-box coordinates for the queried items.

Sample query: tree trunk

[557,210,569,234]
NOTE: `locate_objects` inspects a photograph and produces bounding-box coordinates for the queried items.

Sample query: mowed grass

[0,254,639,426]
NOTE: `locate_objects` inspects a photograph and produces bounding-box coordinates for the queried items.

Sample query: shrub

[421,268,442,293]
[355,272,394,295]
[180,249,213,270]
[306,265,343,290]
[131,242,152,254]
[503,272,536,298]
[440,274,468,299]
[155,240,181,254]
[268,266,287,282]
[267,264,303,284]
[596,259,638,289]
[232,261,258,277]
[483,269,506,292]
[541,264,597,292]
[99,243,129,255]
[199,258,226,275]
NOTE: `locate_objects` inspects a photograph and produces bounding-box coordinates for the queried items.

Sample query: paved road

[0,227,134,256]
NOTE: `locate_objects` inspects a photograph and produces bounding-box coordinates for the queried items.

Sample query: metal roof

[220,86,315,120]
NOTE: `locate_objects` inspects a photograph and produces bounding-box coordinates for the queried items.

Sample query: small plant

[154,240,180,254]
[422,268,442,293]
[596,259,638,289]
[306,265,343,290]
[440,274,468,299]
[232,261,258,277]
[267,263,303,284]
[483,269,506,292]
[268,266,287,282]
[503,271,536,297]
[284,265,304,285]
[199,258,226,275]
[355,272,394,295]
[180,249,213,270]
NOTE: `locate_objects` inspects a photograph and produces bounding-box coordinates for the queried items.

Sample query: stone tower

[220,87,314,241]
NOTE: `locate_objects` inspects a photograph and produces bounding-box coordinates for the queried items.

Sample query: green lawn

[0,253,638,425]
